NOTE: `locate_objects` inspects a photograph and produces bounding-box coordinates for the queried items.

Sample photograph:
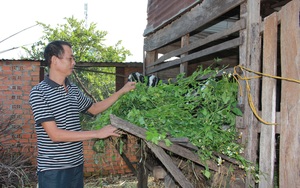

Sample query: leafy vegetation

[22,16,132,102]
[23,16,131,63]
[92,66,256,178]
[22,16,134,128]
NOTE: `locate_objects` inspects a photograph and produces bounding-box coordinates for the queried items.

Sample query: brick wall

[83,135,139,176]
[0,60,39,166]
[0,60,140,177]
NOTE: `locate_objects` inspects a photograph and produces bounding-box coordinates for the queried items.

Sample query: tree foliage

[23,16,131,62]
[22,16,132,102]
[22,16,134,128]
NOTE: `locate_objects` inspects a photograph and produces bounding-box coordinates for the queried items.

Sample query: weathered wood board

[146,141,194,188]
[147,38,242,74]
[109,114,221,172]
[259,12,277,188]
[279,0,300,187]
[146,19,246,69]
[144,0,245,51]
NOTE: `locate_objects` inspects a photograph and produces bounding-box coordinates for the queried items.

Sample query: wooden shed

[141,0,300,187]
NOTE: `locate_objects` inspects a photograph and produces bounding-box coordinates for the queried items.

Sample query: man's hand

[120,81,136,94]
[96,125,121,139]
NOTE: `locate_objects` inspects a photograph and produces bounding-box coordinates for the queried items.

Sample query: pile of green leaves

[92,66,246,165]
[94,67,243,164]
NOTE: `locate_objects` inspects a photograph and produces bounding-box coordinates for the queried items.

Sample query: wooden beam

[146,141,194,188]
[144,0,245,51]
[146,19,246,69]
[239,0,262,187]
[109,114,221,172]
[258,12,277,188]
[137,141,149,188]
[146,38,242,74]
[180,34,189,75]
[161,67,240,84]
[111,138,137,176]
[144,50,158,75]
[279,0,300,187]
[75,62,143,68]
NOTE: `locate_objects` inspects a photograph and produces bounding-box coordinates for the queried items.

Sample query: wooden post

[137,141,149,188]
[180,34,189,75]
[259,12,277,188]
[146,142,194,188]
[144,50,158,75]
[279,0,300,187]
[239,0,262,187]
[111,138,137,176]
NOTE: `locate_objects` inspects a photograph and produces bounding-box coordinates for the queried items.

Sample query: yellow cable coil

[233,65,300,125]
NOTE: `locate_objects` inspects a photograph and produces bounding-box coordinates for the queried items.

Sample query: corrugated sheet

[144,0,201,36]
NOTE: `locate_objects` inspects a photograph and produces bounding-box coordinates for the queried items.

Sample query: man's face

[55,45,76,76]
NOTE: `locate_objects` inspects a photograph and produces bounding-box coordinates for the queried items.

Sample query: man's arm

[87,81,136,115]
[42,121,120,142]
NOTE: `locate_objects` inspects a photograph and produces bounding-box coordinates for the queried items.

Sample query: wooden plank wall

[278,0,300,187]
[259,0,300,187]
[259,11,277,188]
[144,0,246,78]
[143,0,300,187]
[238,1,261,186]
[144,0,244,52]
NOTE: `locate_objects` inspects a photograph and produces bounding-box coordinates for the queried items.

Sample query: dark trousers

[38,164,84,188]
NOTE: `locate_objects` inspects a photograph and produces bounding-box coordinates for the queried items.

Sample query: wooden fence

[143,0,300,187]
[259,1,300,187]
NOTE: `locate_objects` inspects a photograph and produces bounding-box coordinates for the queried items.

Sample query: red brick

[12,71,22,76]
[30,71,40,76]
[21,134,32,139]
[12,90,22,95]
[19,138,29,144]
[2,66,11,71]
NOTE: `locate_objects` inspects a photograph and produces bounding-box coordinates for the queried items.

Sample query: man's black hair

[44,40,72,67]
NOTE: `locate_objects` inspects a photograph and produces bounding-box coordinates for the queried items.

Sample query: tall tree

[23,16,132,128]
[23,16,131,102]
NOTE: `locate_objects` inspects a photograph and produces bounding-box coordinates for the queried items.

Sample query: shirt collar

[44,75,71,88]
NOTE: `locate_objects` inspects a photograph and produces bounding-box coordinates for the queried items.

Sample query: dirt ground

[84,175,165,188]
[13,174,164,188]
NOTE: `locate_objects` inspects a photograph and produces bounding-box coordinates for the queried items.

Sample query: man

[29,40,136,188]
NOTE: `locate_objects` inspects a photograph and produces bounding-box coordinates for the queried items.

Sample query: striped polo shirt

[29,75,93,172]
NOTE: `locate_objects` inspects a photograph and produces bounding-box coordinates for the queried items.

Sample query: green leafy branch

[92,65,255,178]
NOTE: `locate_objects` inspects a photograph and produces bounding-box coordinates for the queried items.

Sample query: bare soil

[84,175,164,188]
